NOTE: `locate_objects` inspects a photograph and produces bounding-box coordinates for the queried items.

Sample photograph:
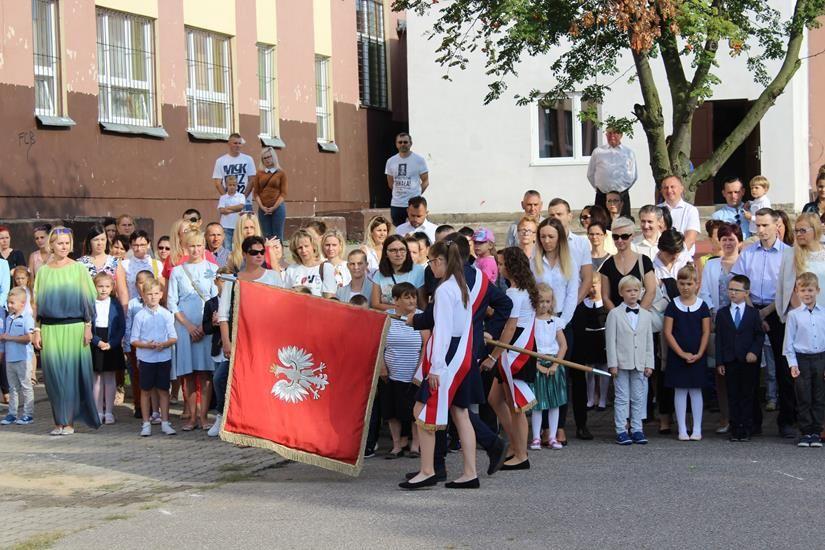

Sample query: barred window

[186,28,233,135]
[356,0,388,109]
[258,44,278,138]
[32,0,61,116]
[96,9,156,126]
[315,55,333,143]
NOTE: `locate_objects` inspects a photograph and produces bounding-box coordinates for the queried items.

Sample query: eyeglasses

[794,227,812,235]
[612,233,633,241]
[187,217,199,223]
[246,249,265,256]
[579,215,591,220]
[262,155,273,161]
[157,246,171,251]
[727,287,747,293]
[518,229,535,235]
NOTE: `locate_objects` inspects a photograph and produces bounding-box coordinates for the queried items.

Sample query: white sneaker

[104,413,115,425]
[150,412,162,425]
[161,421,176,436]
[140,422,151,437]
[207,415,222,437]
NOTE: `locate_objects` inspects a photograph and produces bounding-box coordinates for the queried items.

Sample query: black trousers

[726,361,759,437]
[794,352,825,434]
[554,325,584,430]
[762,309,796,428]
[647,334,674,417]
[595,189,632,218]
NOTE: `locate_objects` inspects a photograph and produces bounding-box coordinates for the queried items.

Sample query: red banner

[220,281,388,476]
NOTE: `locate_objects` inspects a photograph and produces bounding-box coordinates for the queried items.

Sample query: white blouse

[94,297,111,328]
[507,287,536,330]
[532,254,578,329]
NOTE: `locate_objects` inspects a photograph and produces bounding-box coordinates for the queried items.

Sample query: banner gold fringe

[218,279,391,477]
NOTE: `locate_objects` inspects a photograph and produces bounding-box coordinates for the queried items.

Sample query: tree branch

[632,50,670,183]
[688,1,808,191]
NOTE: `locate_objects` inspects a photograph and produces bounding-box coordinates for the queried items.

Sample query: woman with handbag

[167,231,218,431]
[598,217,658,311]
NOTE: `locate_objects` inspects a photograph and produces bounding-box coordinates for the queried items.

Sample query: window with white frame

[532,95,600,164]
[185,28,233,135]
[257,44,278,138]
[315,55,333,142]
[32,0,61,116]
[96,9,156,126]
[356,0,388,109]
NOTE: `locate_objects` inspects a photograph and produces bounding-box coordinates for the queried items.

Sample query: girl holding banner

[485,247,538,471]
[400,240,478,490]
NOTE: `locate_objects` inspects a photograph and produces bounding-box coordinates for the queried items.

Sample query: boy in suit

[606,275,654,445]
[783,272,825,448]
[715,274,763,441]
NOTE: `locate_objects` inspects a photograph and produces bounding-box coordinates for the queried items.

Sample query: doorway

[691,99,761,206]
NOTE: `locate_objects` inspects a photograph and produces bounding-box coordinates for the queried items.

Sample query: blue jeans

[213,360,229,414]
[223,228,234,247]
[258,203,286,240]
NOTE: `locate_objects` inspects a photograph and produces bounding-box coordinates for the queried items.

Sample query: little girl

[583,274,609,410]
[91,272,127,424]
[529,283,568,450]
[472,228,498,283]
[663,264,711,441]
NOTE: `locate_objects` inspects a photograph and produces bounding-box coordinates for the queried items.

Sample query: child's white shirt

[218,192,246,230]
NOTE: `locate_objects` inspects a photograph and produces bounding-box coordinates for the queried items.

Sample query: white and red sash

[499,313,537,413]
[415,270,485,430]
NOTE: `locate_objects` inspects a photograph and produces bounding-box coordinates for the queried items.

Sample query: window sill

[188,130,230,142]
[530,157,591,167]
[260,135,286,148]
[317,141,339,153]
[36,115,76,127]
[100,122,168,139]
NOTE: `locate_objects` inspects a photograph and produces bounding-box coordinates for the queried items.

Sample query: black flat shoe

[385,449,405,460]
[399,475,438,490]
[445,478,480,489]
[486,439,508,476]
[576,427,594,441]
[500,459,530,471]
[405,470,447,482]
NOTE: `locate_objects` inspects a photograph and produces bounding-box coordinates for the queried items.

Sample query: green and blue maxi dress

[33,261,100,428]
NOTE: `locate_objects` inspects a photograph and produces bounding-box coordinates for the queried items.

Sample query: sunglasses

[246,249,266,256]
[612,233,633,241]
[186,217,200,223]
[157,246,171,251]
[579,214,591,220]
[53,228,73,235]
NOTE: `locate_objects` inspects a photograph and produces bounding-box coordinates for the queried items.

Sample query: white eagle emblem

[270,346,329,403]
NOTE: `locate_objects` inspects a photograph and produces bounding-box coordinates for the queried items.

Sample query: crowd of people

[2,130,825,491]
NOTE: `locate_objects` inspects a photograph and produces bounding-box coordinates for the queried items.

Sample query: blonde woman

[285,229,338,298]
[254,147,288,240]
[777,212,825,319]
[227,212,262,272]
[321,229,352,288]
[31,227,99,435]
[361,215,393,273]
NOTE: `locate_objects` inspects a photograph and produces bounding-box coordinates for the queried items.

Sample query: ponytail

[430,240,469,307]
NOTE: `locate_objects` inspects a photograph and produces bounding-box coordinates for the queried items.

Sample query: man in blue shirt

[731,208,794,437]
[711,177,750,239]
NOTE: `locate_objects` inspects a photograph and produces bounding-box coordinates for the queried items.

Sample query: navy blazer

[91,299,126,348]
[715,304,764,365]
[412,264,513,360]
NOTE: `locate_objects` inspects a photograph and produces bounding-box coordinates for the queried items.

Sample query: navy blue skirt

[415,336,472,410]
[494,326,537,384]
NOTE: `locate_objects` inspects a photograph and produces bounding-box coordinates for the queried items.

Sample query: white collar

[798,303,823,313]
[674,296,704,312]
[264,167,278,173]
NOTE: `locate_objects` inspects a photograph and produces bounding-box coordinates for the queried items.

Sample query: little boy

[380,283,427,457]
[0,288,35,425]
[130,279,177,437]
[715,274,763,442]
[124,270,154,421]
[605,275,654,445]
[743,175,771,236]
[783,272,825,448]
[218,175,246,244]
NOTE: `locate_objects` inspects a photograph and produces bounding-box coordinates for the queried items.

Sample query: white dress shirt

[587,144,638,194]
[659,199,701,255]
[624,303,640,331]
[395,219,438,244]
[783,303,825,366]
[568,232,591,280]
[532,255,579,329]
[729,301,746,325]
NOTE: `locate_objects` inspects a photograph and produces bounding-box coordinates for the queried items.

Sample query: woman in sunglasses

[599,217,657,312]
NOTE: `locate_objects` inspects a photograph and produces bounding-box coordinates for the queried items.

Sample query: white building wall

[407,4,810,214]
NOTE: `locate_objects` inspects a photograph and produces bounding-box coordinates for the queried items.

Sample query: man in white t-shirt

[658,175,700,257]
[385,132,429,227]
[395,196,438,244]
[212,133,257,203]
[546,197,592,303]
[506,190,544,247]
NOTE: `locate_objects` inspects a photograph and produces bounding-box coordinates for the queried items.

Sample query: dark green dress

[34,262,100,428]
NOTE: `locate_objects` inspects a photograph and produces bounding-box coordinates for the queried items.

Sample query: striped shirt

[384,309,423,383]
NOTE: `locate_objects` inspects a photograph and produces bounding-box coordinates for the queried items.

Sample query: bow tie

[626,307,639,314]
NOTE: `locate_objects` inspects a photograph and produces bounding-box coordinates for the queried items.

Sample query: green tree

[394,0,825,199]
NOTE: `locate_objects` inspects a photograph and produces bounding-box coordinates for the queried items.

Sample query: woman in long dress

[32,226,100,435]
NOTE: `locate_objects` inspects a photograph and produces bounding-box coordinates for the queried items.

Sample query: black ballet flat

[500,459,530,471]
[385,449,405,460]
[405,470,447,482]
[399,475,438,490]
[445,478,480,489]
